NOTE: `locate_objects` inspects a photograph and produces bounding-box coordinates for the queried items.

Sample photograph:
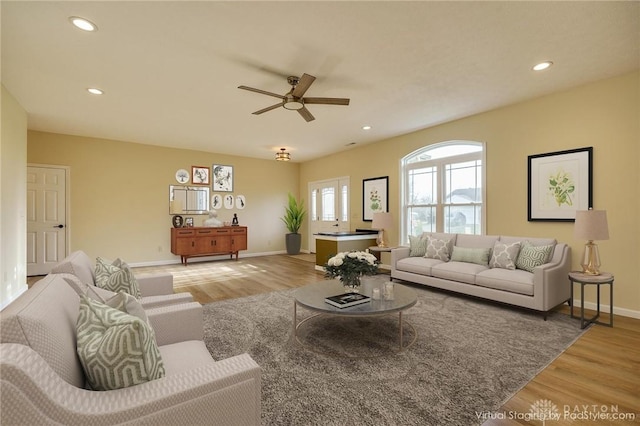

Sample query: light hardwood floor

[30,254,640,424]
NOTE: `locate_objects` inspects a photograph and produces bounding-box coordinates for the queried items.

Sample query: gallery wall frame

[363,176,389,221]
[191,166,209,185]
[212,164,233,192]
[528,147,593,222]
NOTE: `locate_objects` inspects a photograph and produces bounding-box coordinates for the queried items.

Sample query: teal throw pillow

[408,235,428,257]
[95,257,142,299]
[76,296,165,391]
[515,241,554,273]
[450,246,491,266]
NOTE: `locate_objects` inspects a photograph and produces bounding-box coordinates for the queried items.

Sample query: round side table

[568,271,614,329]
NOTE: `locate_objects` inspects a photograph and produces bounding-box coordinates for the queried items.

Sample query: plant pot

[285,233,302,255]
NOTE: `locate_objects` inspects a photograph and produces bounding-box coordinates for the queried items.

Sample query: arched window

[401,141,485,241]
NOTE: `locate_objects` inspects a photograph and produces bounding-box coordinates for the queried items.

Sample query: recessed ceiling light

[87,88,103,95]
[362,125,372,130]
[533,61,553,71]
[69,16,98,32]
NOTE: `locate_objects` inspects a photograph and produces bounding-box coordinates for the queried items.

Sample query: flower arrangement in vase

[324,250,379,292]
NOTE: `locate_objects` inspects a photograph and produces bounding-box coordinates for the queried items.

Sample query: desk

[569,271,614,329]
[314,231,378,269]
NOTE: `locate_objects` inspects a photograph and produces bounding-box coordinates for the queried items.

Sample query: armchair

[51,250,193,308]
[0,273,261,425]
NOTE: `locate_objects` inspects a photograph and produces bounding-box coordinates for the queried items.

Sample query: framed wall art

[212,164,233,192]
[191,166,209,185]
[528,147,593,222]
[363,176,389,221]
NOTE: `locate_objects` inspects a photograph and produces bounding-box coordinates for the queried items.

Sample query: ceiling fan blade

[252,103,283,115]
[303,97,350,106]
[238,86,285,100]
[292,74,316,98]
[297,106,315,122]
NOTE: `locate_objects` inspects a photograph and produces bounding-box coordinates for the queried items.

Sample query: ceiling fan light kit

[238,73,350,122]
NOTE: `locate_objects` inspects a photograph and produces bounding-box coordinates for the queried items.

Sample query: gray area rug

[202,283,583,425]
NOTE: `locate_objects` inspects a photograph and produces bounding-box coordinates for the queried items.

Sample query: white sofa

[391,233,571,318]
[0,273,261,425]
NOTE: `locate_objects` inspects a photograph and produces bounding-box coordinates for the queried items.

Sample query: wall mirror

[169,185,210,215]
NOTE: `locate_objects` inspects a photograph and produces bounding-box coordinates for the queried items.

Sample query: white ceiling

[2,1,638,162]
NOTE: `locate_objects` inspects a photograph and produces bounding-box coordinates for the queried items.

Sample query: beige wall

[27,132,300,264]
[300,72,640,315]
[1,85,28,309]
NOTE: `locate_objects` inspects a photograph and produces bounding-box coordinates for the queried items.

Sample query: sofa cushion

[95,257,142,299]
[475,268,534,296]
[408,234,428,257]
[515,241,554,273]
[396,256,444,275]
[425,236,454,261]
[159,340,217,376]
[51,250,96,286]
[76,296,165,391]
[500,236,556,247]
[489,241,521,270]
[450,246,491,266]
[431,261,488,285]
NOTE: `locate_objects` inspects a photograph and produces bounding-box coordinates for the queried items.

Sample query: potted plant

[281,193,306,255]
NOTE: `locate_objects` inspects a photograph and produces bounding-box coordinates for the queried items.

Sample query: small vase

[342,275,361,293]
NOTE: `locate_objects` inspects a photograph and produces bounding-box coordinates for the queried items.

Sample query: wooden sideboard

[171,226,247,265]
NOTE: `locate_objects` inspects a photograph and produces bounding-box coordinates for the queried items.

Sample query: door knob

[53,224,64,229]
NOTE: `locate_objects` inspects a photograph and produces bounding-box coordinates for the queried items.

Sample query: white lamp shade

[371,212,393,230]
[574,210,609,241]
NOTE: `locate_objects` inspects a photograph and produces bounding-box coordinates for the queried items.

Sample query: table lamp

[574,209,609,275]
[371,212,393,248]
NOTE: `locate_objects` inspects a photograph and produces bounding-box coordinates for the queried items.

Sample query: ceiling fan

[238,73,350,122]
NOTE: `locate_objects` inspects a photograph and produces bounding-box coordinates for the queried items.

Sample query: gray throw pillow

[489,241,521,270]
[425,237,453,261]
[515,241,554,273]
[450,246,491,266]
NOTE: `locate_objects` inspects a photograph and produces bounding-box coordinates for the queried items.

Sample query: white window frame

[400,141,486,243]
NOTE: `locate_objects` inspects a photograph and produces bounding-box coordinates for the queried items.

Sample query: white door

[26,166,68,276]
[309,177,350,253]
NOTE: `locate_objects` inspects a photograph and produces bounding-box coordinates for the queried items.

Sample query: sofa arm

[1,344,261,426]
[140,292,194,309]
[146,302,204,345]
[135,272,174,297]
[533,243,572,310]
[390,247,410,273]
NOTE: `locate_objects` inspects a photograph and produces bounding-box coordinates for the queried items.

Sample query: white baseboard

[571,299,640,320]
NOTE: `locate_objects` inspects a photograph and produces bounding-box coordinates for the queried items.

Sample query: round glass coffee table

[293,278,417,355]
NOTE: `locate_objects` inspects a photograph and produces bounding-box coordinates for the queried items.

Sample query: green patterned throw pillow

[76,295,165,391]
[408,235,428,257]
[95,257,142,299]
[450,246,491,266]
[425,237,453,261]
[489,241,521,270]
[515,241,554,273]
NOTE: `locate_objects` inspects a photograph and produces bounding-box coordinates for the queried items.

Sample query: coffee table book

[325,292,371,308]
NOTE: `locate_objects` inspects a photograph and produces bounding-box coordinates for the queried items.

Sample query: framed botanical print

[363,176,389,221]
[212,164,233,192]
[191,166,209,185]
[528,147,593,221]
